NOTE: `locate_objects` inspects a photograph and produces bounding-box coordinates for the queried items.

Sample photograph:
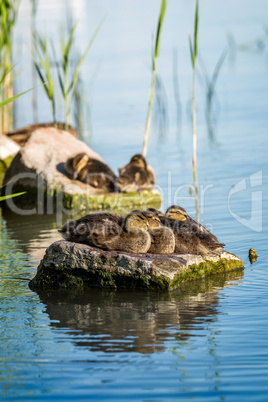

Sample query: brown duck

[159,205,225,256]
[65,152,117,192]
[59,210,151,254]
[116,154,155,193]
[142,210,175,254]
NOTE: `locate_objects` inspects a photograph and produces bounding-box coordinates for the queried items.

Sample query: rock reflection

[37,270,243,354]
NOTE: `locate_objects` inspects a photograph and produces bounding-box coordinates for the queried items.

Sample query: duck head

[66,153,89,179]
[142,210,161,229]
[124,210,149,232]
[146,208,165,218]
[165,205,188,221]
[129,154,147,169]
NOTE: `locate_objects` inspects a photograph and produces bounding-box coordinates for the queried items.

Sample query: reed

[0,0,20,131]
[0,68,30,203]
[142,0,166,157]
[189,0,199,221]
[32,32,57,125]
[0,86,32,109]
[30,0,39,122]
[54,19,103,131]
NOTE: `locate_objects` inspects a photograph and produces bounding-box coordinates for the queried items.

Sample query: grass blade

[154,0,166,61]
[68,17,105,95]
[0,192,26,202]
[193,0,199,68]
[0,88,32,108]
[142,0,166,156]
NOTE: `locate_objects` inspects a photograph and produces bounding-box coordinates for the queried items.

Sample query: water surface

[1,0,268,400]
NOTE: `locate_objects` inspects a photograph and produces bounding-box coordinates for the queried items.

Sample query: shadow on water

[35,269,244,355]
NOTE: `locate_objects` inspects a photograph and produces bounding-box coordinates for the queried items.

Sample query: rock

[29,240,244,291]
[0,134,20,173]
[4,122,77,147]
[2,127,162,211]
[249,248,258,264]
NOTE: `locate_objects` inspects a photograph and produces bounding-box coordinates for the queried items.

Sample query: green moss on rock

[170,258,244,290]
[1,183,162,212]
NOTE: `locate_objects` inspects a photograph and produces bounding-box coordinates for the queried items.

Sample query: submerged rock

[249,248,258,264]
[2,127,161,211]
[29,240,244,292]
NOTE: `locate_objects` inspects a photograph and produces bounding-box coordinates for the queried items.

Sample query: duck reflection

[37,270,243,354]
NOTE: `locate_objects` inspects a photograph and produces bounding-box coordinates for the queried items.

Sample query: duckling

[59,210,151,254]
[58,212,123,246]
[160,205,225,256]
[142,210,175,254]
[146,208,165,218]
[116,154,155,193]
[65,152,117,192]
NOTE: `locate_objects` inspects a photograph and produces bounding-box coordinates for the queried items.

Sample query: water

[1,0,268,400]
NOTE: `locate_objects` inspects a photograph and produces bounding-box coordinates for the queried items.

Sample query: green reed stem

[142,0,166,157]
[189,0,199,221]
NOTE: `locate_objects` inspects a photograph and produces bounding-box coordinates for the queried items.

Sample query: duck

[116,154,155,193]
[65,152,117,192]
[160,205,225,256]
[142,210,175,254]
[58,210,151,254]
[58,212,123,245]
[146,208,165,217]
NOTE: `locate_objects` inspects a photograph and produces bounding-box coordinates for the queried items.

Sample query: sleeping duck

[159,205,225,256]
[65,152,117,192]
[116,154,155,193]
[58,210,151,254]
[142,210,175,254]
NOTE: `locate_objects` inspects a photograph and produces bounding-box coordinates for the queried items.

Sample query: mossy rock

[0,183,161,212]
[29,240,244,292]
[2,128,162,212]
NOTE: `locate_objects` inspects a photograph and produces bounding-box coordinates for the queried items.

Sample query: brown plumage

[116,154,155,193]
[142,210,175,254]
[146,208,165,217]
[58,210,151,254]
[65,152,117,192]
[160,205,225,256]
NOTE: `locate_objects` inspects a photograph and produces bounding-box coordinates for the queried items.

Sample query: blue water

[1,0,268,400]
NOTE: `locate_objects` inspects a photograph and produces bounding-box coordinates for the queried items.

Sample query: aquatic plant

[189,0,199,221]
[32,19,103,131]
[199,50,227,141]
[72,72,92,140]
[0,0,20,131]
[32,32,57,125]
[0,66,32,115]
[53,19,103,131]
[142,0,166,157]
[30,0,39,122]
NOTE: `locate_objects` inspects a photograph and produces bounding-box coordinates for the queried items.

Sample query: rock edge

[29,240,244,291]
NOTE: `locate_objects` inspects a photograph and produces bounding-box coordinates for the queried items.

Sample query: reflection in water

[36,270,243,355]
[172,48,182,140]
[2,210,64,262]
[198,50,227,143]
[154,74,169,143]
